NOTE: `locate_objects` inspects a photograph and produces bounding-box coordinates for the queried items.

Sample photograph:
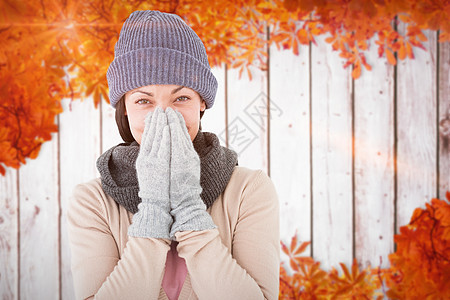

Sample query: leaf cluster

[279,192,450,299]
[1,0,448,173]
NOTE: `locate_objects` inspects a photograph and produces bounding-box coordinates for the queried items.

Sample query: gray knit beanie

[107,10,218,109]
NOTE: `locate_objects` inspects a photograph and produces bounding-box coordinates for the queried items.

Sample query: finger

[166,107,190,141]
[166,107,191,150]
[140,107,162,155]
[166,108,188,154]
[171,124,197,168]
[157,125,171,162]
[173,109,191,143]
[166,107,178,128]
[150,107,168,156]
[166,107,180,145]
[146,106,165,144]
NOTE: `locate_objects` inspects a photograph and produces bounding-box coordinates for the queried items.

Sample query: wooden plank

[59,97,101,300]
[311,35,353,269]
[438,41,450,199]
[354,40,395,268]
[269,43,311,254]
[200,65,227,139]
[226,45,269,173]
[397,29,437,229]
[0,168,19,300]
[101,99,124,153]
[19,135,59,298]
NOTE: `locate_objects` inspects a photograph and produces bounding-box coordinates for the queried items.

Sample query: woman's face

[124,84,206,144]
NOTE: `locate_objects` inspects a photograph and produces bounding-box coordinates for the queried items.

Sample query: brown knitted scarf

[96,130,238,214]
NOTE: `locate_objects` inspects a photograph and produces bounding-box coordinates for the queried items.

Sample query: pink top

[162,241,188,299]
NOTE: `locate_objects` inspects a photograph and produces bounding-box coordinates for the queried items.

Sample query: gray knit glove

[128,107,173,239]
[166,107,217,239]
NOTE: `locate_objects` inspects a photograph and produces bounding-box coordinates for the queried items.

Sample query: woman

[67,10,279,300]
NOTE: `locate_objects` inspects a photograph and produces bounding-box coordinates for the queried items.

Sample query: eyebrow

[130,86,186,96]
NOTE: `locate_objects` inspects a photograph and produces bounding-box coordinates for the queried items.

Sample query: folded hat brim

[107,47,218,109]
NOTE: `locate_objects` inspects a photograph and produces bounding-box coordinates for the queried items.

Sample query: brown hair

[115,96,205,143]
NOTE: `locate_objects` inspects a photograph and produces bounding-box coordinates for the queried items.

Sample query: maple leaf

[1,0,449,171]
[384,194,450,298]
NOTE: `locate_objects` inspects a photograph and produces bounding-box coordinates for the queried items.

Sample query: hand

[166,107,216,239]
[128,107,173,239]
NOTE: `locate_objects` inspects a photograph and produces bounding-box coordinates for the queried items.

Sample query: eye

[175,96,190,102]
[135,99,151,105]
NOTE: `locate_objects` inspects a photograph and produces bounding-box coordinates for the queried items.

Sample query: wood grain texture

[396,29,437,229]
[0,32,447,300]
[226,60,269,173]
[59,98,101,300]
[269,44,312,254]
[354,40,395,268]
[19,135,59,299]
[311,35,354,269]
[438,41,450,199]
[101,99,125,153]
[0,168,18,300]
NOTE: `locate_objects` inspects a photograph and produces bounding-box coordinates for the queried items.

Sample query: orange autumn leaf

[280,193,450,299]
[398,43,407,60]
[385,48,397,65]
[1,0,449,173]
[405,42,415,59]
[379,194,450,299]
[352,62,362,79]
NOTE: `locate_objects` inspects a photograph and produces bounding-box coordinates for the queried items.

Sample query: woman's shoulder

[229,166,273,187]
[73,177,102,190]
[71,178,105,203]
[226,166,278,201]
[69,178,118,220]
[215,166,278,233]
[229,166,262,180]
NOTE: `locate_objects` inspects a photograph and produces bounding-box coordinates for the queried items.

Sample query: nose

[155,104,175,111]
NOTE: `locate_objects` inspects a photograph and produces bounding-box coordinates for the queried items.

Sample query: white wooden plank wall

[439,41,450,198]
[0,169,18,299]
[354,38,395,268]
[59,98,103,300]
[1,38,449,299]
[19,134,59,299]
[311,34,354,269]
[270,36,311,255]
[397,28,438,230]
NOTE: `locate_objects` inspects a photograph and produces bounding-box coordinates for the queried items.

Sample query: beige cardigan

[67,166,280,300]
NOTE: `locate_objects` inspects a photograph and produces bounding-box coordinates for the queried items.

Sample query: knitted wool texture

[96,130,238,215]
[127,107,173,238]
[107,10,218,109]
[165,107,217,238]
